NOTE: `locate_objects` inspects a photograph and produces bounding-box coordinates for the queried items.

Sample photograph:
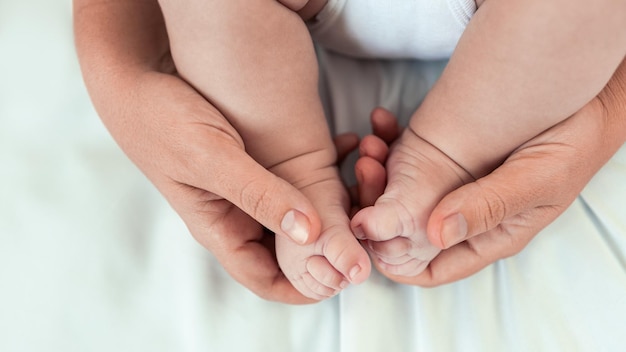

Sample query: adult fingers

[206,146,324,245]
[370,107,400,144]
[187,202,316,304]
[426,58,626,250]
[425,145,573,249]
[334,132,360,165]
[359,135,389,164]
[167,117,324,246]
[355,135,388,207]
[387,205,561,287]
[355,156,387,207]
[355,107,400,207]
[425,93,621,250]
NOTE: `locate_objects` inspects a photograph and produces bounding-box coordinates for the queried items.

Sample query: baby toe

[371,253,414,266]
[352,199,415,242]
[376,258,429,277]
[300,273,338,300]
[319,226,371,284]
[367,237,414,259]
[307,255,349,291]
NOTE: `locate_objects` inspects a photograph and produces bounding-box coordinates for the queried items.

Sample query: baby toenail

[349,265,361,281]
[353,225,366,240]
[339,280,350,289]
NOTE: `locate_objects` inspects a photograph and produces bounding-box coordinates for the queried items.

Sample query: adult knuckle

[475,186,507,231]
[239,178,277,220]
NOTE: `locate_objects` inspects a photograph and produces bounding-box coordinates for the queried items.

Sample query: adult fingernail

[281,209,310,245]
[441,213,468,248]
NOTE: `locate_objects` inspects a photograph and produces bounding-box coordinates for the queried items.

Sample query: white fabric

[2,0,626,351]
[309,0,476,59]
[317,48,626,351]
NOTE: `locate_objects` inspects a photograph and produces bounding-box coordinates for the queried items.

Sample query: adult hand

[74,0,326,304]
[357,58,626,286]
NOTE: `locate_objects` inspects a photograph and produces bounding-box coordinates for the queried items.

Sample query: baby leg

[159,0,370,299]
[352,0,626,278]
[272,155,371,299]
[352,117,473,277]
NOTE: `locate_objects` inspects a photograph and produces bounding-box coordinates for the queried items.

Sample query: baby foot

[274,163,371,301]
[351,127,473,278]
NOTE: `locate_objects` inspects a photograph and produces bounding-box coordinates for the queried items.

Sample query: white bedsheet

[1,1,625,351]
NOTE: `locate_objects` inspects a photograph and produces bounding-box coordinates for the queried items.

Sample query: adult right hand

[74,0,324,304]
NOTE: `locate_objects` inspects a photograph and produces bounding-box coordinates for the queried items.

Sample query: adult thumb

[426,160,562,249]
[195,147,322,245]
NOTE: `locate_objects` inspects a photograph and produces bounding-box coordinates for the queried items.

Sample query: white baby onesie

[308,0,477,60]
